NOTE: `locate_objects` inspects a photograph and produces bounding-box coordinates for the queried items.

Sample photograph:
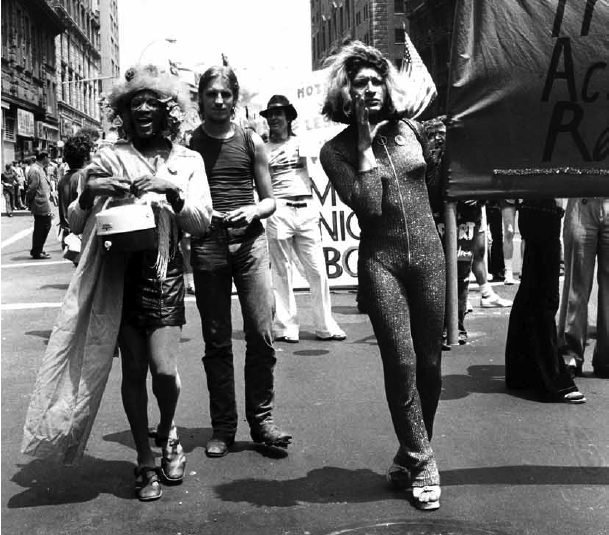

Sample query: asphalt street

[1,210,607,535]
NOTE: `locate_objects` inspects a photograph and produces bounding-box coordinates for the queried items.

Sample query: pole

[444,201,458,346]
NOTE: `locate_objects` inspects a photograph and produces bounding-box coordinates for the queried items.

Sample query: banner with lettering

[445,0,609,199]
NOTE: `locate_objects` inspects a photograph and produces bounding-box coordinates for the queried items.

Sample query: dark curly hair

[63,134,94,169]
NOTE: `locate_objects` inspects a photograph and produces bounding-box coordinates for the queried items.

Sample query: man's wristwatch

[166,187,185,213]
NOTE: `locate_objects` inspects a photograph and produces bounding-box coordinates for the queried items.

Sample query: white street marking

[1,228,32,249]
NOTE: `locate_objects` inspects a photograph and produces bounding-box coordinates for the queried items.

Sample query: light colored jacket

[22,141,212,463]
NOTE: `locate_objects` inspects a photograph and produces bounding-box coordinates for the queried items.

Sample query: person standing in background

[558,197,609,379]
[25,152,54,259]
[505,199,585,403]
[500,199,518,285]
[2,163,17,217]
[262,94,346,343]
[57,133,94,251]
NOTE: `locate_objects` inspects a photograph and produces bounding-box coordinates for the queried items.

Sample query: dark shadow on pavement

[39,284,69,291]
[213,465,609,507]
[101,427,287,459]
[441,365,506,400]
[8,456,134,507]
[441,465,609,487]
[25,330,52,343]
[292,349,330,357]
[215,466,388,506]
[103,426,213,454]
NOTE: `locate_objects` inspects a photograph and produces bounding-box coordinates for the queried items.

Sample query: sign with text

[17,109,35,138]
[284,70,359,289]
[446,0,609,199]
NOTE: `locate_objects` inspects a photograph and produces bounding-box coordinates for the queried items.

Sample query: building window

[3,114,16,143]
[395,28,406,44]
[394,0,404,13]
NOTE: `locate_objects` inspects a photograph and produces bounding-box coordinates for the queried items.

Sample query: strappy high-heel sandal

[134,466,162,501]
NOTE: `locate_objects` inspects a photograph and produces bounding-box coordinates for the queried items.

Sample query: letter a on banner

[445,0,609,199]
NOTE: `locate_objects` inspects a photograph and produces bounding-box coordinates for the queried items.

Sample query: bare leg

[502,204,517,283]
[118,324,155,468]
[148,325,182,439]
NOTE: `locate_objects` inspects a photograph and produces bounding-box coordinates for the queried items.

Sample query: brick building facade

[310,0,410,70]
[1,0,65,164]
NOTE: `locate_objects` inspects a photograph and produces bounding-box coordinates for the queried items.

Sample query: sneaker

[504,275,517,285]
[458,331,468,345]
[480,293,512,308]
[466,298,473,313]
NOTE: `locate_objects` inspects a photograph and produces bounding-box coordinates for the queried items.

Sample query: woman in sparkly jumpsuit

[320,41,445,510]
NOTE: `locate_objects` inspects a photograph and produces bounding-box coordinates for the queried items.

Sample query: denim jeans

[31,214,53,256]
[192,226,276,437]
[558,198,609,373]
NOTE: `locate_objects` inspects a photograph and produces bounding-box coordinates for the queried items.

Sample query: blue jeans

[192,227,276,437]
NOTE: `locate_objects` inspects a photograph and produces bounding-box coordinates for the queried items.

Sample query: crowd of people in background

[16,39,607,512]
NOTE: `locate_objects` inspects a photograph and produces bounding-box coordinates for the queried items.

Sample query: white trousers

[266,201,344,339]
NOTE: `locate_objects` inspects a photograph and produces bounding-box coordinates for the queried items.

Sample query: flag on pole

[397,24,437,119]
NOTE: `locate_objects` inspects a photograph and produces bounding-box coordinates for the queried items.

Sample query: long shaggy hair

[197,65,240,118]
[103,64,192,141]
[321,41,410,124]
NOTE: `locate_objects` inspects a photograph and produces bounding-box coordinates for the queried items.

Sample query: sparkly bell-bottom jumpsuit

[321,120,445,486]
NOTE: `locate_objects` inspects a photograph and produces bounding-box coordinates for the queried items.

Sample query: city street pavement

[1,212,608,535]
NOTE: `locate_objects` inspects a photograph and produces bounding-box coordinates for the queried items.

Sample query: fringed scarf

[151,200,179,281]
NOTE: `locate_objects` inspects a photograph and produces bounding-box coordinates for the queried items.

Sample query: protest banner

[446,0,609,199]
[282,70,360,289]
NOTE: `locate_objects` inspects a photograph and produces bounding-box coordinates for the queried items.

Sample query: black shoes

[205,434,235,458]
[31,251,51,259]
[250,423,292,448]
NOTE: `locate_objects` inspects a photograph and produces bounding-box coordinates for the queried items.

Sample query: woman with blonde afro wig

[320,41,445,510]
[22,64,212,503]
